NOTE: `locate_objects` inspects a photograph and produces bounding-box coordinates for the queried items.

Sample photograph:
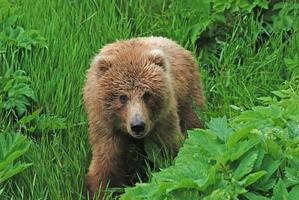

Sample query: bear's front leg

[86,134,127,199]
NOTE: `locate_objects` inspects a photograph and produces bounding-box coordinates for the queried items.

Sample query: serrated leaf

[0,163,32,183]
[18,108,42,124]
[0,132,31,184]
[253,147,265,171]
[228,139,259,161]
[271,91,287,98]
[203,188,231,200]
[227,123,257,147]
[121,182,166,200]
[272,179,288,200]
[191,130,225,160]
[207,116,233,142]
[37,114,66,131]
[285,167,299,184]
[265,140,282,159]
[233,151,258,180]
[239,170,267,187]
[256,157,281,189]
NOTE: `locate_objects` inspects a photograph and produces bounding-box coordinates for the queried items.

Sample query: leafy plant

[0,131,31,184]
[18,108,67,133]
[271,2,299,32]
[0,70,66,133]
[0,15,47,53]
[121,89,299,199]
[185,0,270,45]
[0,69,37,117]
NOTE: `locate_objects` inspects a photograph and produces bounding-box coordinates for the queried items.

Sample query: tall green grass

[1,0,298,199]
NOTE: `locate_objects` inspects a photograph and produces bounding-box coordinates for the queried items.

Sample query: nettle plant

[0,69,66,187]
[0,15,47,53]
[0,69,66,133]
[121,89,299,199]
[0,0,47,53]
[0,131,31,189]
[0,69,38,117]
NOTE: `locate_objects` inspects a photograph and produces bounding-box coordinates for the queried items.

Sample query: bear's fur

[83,36,204,198]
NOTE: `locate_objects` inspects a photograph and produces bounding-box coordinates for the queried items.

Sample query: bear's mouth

[130,131,149,139]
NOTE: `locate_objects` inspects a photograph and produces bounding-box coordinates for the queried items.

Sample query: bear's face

[96,49,172,139]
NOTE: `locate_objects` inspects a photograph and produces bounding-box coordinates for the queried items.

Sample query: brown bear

[83,36,204,199]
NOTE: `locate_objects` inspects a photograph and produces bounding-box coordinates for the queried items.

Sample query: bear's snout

[130,116,146,135]
[126,99,150,139]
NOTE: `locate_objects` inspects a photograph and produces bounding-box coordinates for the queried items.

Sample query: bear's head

[92,48,174,139]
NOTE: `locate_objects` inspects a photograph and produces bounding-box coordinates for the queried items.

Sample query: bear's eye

[119,95,128,104]
[143,92,151,101]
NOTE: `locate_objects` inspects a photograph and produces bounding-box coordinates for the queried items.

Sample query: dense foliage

[122,89,299,199]
[0,0,298,199]
[0,0,65,190]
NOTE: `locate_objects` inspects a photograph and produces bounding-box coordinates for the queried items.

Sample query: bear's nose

[130,121,145,134]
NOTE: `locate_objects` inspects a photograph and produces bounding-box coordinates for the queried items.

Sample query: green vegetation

[0,0,298,199]
[122,89,299,199]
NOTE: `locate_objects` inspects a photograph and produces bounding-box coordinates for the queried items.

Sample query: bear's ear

[148,49,167,69]
[91,55,112,75]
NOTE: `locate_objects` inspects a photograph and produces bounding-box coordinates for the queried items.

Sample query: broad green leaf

[187,129,225,160]
[233,151,258,180]
[203,188,232,200]
[264,140,282,159]
[18,108,42,124]
[239,170,267,187]
[243,192,270,200]
[227,123,257,147]
[0,132,31,184]
[253,147,265,171]
[271,91,287,98]
[272,179,288,200]
[228,139,259,161]
[207,116,233,142]
[37,114,66,131]
[167,189,201,200]
[256,157,281,188]
[285,167,299,184]
[0,163,32,183]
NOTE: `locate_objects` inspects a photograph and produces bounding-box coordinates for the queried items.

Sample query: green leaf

[289,185,299,200]
[285,167,299,184]
[272,179,288,200]
[0,162,32,183]
[233,151,258,180]
[228,139,259,161]
[167,189,201,200]
[239,170,267,187]
[0,132,31,184]
[271,91,287,99]
[37,114,66,131]
[18,108,42,124]
[191,130,225,160]
[256,157,281,189]
[227,123,257,147]
[253,147,265,171]
[203,188,232,200]
[207,116,233,142]
[243,192,270,200]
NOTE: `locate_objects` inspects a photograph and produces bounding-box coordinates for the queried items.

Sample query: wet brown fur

[83,36,205,199]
